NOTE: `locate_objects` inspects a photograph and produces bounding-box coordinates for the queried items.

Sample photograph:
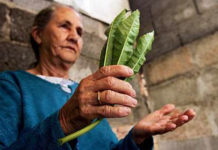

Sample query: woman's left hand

[131,104,196,144]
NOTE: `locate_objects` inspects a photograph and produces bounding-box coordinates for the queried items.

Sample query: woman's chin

[60,56,77,65]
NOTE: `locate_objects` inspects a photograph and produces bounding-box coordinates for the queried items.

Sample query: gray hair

[30,4,75,65]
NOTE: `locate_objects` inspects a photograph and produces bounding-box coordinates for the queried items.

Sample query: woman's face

[39,7,83,65]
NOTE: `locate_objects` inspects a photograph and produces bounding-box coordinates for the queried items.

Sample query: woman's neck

[27,61,71,79]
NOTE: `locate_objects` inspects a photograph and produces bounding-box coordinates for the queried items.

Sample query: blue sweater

[0,70,153,150]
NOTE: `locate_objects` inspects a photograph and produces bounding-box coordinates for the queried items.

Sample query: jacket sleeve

[112,129,154,150]
[0,79,73,150]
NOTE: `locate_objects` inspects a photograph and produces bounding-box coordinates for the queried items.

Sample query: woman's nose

[67,29,79,44]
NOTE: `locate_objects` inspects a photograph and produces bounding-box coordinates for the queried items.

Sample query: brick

[146,32,181,61]
[0,3,7,30]
[128,2,154,35]
[209,136,218,150]
[0,3,9,39]
[151,0,197,33]
[178,8,218,44]
[129,0,154,9]
[0,41,35,71]
[139,6,153,35]
[196,0,218,13]
[69,54,98,82]
[10,7,35,43]
[148,75,198,109]
[197,64,218,103]
[158,137,208,150]
[157,105,212,141]
[211,99,218,132]
[145,46,194,85]
[190,31,218,68]
[151,0,169,17]
[12,0,51,13]
[81,31,105,60]
[81,14,108,40]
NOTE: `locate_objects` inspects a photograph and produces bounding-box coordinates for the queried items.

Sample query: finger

[95,105,132,118]
[158,116,171,123]
[83,91,137,107]
[157,116,173,128]
[183,109,196,120]
[90,65,134,80]
[171,109,196,126]
[92,77,136,97]
[165,123,177,131]
[151,122,176,135]
[169,109,180,120]
[99,90,137,107]
[149,123,168,135]
[159,104,175,116]
[172,115,189,127]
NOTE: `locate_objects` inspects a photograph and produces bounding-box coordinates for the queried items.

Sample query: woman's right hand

[59,65,138,135]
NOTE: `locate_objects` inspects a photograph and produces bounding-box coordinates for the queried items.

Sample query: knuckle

[99,66,110,76]
[102,105,112,117]
[117,107,123,115]
[104,90,112,102]
[78,79,92,92]
[105,77,114,88]
[121,95,127,105]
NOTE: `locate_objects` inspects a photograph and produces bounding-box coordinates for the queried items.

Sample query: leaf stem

[58,118,103,145]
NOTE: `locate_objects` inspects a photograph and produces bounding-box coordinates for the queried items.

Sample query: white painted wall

[54,0,130,23]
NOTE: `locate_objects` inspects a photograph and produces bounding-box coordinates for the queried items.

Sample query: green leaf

[99,9,127,67]
[125,31,154,81]
[99,42,107,68]
[112,10,140,65]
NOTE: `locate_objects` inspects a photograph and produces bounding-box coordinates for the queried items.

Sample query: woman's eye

[77,28,83,37]
[60,24,69,29]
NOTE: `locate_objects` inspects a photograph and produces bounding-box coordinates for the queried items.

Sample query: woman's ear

[31,26,42,44]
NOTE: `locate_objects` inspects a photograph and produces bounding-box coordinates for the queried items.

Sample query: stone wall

[130,0,218,149]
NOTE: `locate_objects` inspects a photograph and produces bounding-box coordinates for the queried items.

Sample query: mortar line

[177,34,184,46]
[207,111,218,136]
[193,0,201,15]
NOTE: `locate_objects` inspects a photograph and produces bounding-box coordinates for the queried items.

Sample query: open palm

[132,104,196,144]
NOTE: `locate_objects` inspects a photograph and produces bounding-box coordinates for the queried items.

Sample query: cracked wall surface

[130,0,218,149]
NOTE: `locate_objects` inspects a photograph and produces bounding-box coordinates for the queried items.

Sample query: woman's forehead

[52,7,82,25]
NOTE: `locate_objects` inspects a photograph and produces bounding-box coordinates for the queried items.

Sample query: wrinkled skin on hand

[59,65,196,143]
[132,104,196,144]
[59,65,138,135]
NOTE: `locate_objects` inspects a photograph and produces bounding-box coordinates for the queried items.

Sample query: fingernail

[132,99,137,107]
[123,107,131,115]
[128,68,133,75]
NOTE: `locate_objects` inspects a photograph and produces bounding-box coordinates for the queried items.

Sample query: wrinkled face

[39,7,83,64]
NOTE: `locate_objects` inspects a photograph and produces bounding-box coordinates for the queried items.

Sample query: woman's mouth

[62,46,77,52]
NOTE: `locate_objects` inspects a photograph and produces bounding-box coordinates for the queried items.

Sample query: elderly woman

[0,4,195,150]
